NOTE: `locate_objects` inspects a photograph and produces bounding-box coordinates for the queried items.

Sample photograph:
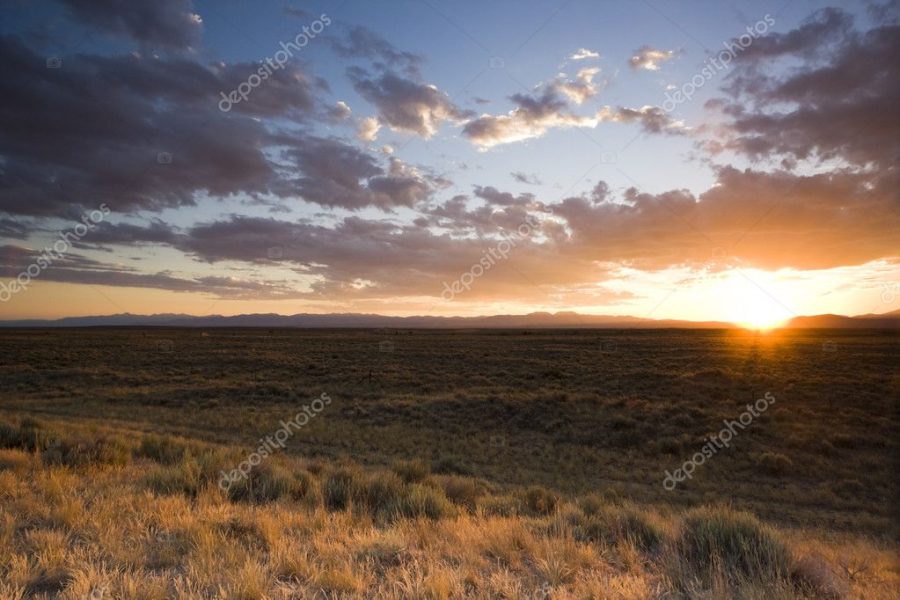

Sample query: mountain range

[1,310,897,329]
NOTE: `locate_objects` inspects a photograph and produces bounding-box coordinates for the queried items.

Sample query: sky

[0,0,898,326]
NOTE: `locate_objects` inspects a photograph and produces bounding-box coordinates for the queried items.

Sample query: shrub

[521,485,558,516]
[437,475,484,512]
[432,456,474,476]
[672,506,791,584]
[227,462,297,504]
[754,452,793,476]
[292,469,320,504]
[43,434,131,468]
[396,483,455,520]
[479,494,520,517]
[579,493,606,517]
[576,505,664,553]
[144,454,202,497]
[830,433,857,449]
[831,478,865,499]
[392,458,431,483]
[0,419,55,452]
[323,466,361,511]
[791,554,849,599]
[363,471,405,516]
[0,448,32,473]
[136,433,189,465]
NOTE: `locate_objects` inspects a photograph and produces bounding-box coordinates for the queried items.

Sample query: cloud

[0,244,300,299]
[76,220,179,249]
[283,135,433,210]
[570,48,600,60]
[629,46,675,70]
[9,166,896,302]
[462,88,598,149]
[172,214,594,303]
[549,167,900,271]
[357,116,381,141]
[348,69,472,138]
[55,0,203,51]
[0,218,30,239]
[0,35,318,217]
[473,186,535,207]
[731,7,852,62]
[462,63,679,149]
[327,100,352,121]
[597,105,684,134]
[330,25,422,77]
[553,67,602,104]
[710,8,899,173]
[511,172,542,185]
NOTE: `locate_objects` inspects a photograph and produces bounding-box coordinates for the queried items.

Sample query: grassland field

[0,328,897,598]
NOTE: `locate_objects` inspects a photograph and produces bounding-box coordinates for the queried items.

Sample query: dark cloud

[173,214,590,303]
[331,26,422,78]
[713,9,899,172]
[733,8,852,62]
[348,69,472,138]
[0,218,29,239]
[0,35,317,217]
[474,186,535,207]
[56,0,203,51]
[866,0,899,24]
[77,220,179,248]
[0,244,300,299]
[511,172,542,185]
[282,136,434,210]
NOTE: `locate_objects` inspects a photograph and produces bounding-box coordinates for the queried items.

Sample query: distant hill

[0,310,897,329]
[783,312,900,329]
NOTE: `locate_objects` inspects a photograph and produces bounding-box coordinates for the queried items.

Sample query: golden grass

[0,418,897,599]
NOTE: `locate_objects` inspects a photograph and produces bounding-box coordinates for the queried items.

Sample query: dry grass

[0,417,897,599]
[0,328,896,597]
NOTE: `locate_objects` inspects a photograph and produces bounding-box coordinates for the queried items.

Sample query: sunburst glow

[708,270,795,330]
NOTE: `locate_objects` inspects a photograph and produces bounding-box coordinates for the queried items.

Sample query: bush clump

[754,452,793,476]
[521,485,558,516]
[43,433,131,468]
[576,505,664,553]
[395,483,455,520]
[672,506,791,585]
[136,433,189,465]
[392,459,431,483]
[226,462,298,504]
[323,466,362,511]
[144,453,203,497]
[437,475,484,512]
[432,456,474,476]
[363,471,406,516]
[0,419,55,452]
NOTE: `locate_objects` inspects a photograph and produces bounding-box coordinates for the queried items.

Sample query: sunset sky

[1,0,898,325]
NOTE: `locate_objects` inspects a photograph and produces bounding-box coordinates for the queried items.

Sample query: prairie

[0,328,897,598]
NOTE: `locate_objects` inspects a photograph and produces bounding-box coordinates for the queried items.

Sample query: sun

[736,307,789,331]
[710,270,793,330]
